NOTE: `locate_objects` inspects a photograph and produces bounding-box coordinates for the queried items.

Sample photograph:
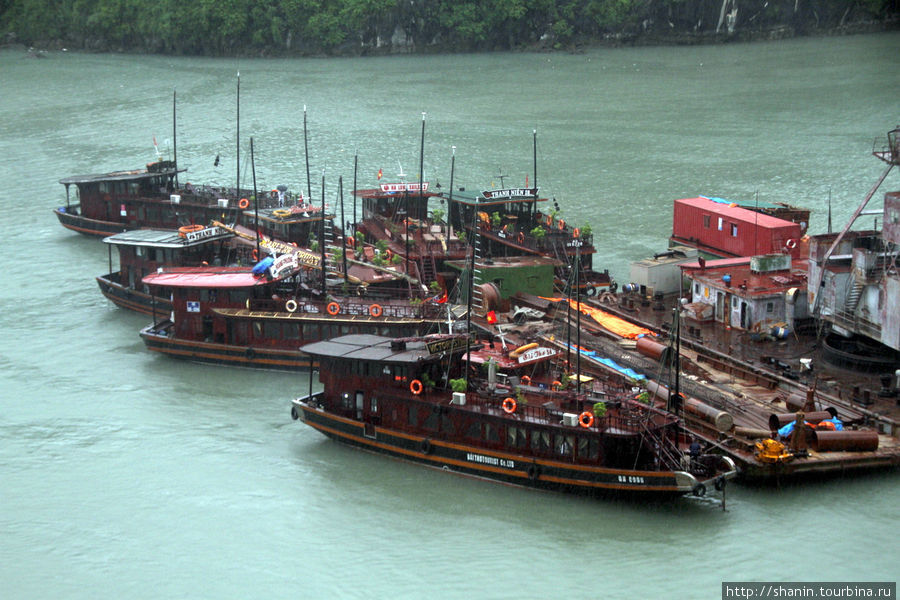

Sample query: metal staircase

[844,279,864,314]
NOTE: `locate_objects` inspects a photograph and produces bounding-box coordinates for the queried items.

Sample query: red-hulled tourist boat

[55,159,332,244]
[139,261,448,371]
[98,225,244,315]
[291,333,737,498]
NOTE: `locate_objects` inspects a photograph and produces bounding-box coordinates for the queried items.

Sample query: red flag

[437,290,448,304]
[486,310,497,324]
[377,168,383,180]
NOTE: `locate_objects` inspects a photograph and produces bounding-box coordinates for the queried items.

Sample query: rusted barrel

[635,337,672,365]
[734,426,771,439]
[644,381,733,432]
[768,410,838,431]
[685,398,734,432]
[811,430,879,452]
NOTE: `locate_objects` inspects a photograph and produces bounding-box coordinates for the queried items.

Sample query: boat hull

[54,206,130,238]
[97,275,172,316]
[141,326,314,371]
[292,398,722,498]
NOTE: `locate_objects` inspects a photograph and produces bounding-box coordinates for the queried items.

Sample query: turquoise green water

[1,34,898,599]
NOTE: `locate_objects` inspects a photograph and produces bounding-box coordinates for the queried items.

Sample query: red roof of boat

[142,267,275,289]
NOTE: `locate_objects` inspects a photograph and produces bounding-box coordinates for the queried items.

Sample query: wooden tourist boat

[55,159,331,244]
[97,225,244,315]
[139,263,448,371]
[291,333,738,498]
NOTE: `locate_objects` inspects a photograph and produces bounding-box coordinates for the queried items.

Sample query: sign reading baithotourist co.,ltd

[516,346,556,364]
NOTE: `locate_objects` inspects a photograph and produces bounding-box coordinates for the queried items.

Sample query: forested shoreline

[2,0,897,56]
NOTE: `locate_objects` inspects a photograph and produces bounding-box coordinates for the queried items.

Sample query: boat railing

[246,296,440,319]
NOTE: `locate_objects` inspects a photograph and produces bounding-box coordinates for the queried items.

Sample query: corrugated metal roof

[676,197,797,228]
[102,227,232,248]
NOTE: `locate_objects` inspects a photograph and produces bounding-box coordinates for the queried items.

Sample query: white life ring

[285,299,298,313]
[785,239,797,249]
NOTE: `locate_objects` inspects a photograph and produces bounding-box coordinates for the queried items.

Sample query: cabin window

[423,407,440,431]
[284,323,300,340]
[483,422,499,444]
[694,283,700,296]
[341,393,352,411]
[229,290,249,304]
[407,405,418,427]
[465,420,481,440]
[555,434,574,457]
[440,414,454,434]
[302,323,319,339]
[717,217,723,231]
[766,302,774,313]
[530,430,551,454]
[730,223,738,237]
[370,397,378,414]
[253,321,263,339]
[507,426,527,449]
[703,215,711,228]
[577,437,600,461]
[264,321,280,339]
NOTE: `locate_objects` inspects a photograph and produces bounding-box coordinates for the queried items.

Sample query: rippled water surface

[1,34,898,598]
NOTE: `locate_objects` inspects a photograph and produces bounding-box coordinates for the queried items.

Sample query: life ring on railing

[517,231,525,244]
[552,380,563,390]
[326,302,340,316]
[409,379,423,395]
[285,299,298,313]
[385,248,393,260]
[273,208,291,218]
[251,248,259,262]
[346,236,355,247]
[558,219,565,231]
[238,198,250,209]
[520,375,531,386]
[785,238,797,249]
[573,228,580,239]
[502,397,517,414]
[178,224,204,237]
[546,215,552,227]
[369,304,383,318]
[578,411,594,428]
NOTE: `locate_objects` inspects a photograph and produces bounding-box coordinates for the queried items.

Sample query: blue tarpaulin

[251,256,274,275]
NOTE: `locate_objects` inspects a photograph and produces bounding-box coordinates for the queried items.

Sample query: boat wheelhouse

[139,265,446,371]
[98,225,242,315]
[291,333,737,498]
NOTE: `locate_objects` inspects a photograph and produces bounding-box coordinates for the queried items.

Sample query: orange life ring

[573,228,580,239]
[552,380,563,390]
[178,224,204,237]
[520,375,531,386]
[409,379,423,395]
[369,304,383,317]
[578,411,594,428]
[251,248,259,261]
[346,236,355,247]
[558,219,565,231]
[238,198,250,209]
[502,397,517,414]
[546,215,552,226]
[385,248,393,260]
[326,302,340,316]
[517,231,525,244]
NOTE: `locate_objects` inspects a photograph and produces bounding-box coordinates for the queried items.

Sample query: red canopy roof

[142,267,273,289]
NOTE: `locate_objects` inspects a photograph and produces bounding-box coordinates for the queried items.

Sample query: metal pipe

[768,410,838,431]
[811,430,879,452]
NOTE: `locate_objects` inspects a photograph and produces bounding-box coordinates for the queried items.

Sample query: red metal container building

[670,196,804,259]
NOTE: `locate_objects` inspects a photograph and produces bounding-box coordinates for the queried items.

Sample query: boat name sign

[517,346,556,364]
[380,182,429,193]
[425,336,469,355]
[482,188,538,200]
[271,253,299,278]
[185,226,223,242]
[466,452,515,469]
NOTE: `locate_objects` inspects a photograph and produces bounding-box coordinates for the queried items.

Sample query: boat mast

[464,190,477,392]
[352,153,358,238]
[419,111,426,224]
[236,72,240,197]
[320,170,327,293]
[340,175,348,286]
[303,106,312,201]
[172,89,178,189]
[668,308,682,417]
[250,137,260,260]
[448,146,456,239]
[532,129,537,219]
[575,243,582,394]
